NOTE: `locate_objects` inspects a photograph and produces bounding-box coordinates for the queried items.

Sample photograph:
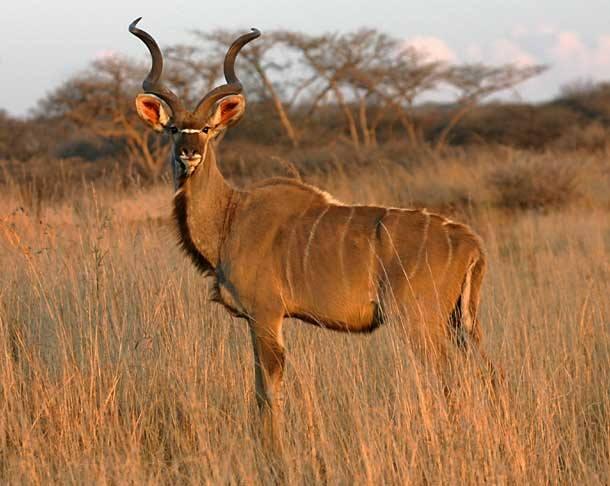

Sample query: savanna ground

[0,145,608,484]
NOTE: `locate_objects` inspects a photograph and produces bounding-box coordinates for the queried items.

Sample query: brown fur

[134,50,498,445]
[173,188,214,276]
[171,145,497,430]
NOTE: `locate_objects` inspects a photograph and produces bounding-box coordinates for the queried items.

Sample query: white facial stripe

[180,128,202,134]
[201,139,210,166]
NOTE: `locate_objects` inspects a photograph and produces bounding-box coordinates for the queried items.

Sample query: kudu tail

[448,254,504,391]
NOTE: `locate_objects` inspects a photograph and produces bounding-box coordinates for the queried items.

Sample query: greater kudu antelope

[129,18,498,439]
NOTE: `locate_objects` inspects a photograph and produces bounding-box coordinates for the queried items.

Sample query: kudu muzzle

[175,131,206,176]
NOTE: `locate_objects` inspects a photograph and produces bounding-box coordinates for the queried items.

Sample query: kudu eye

[169,126,179,134]
[202,127,210,134]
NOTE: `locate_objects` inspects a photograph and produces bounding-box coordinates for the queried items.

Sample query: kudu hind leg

[248,317,286,445]
[395,294,454,395]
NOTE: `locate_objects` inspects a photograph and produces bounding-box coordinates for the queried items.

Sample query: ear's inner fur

[135,93,173,131]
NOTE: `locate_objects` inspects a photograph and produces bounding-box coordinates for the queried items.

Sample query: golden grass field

[0,148,608,483]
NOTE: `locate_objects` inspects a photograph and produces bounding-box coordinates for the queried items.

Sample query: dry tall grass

[0,152,608,484]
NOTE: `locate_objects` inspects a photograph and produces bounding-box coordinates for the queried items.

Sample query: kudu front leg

[248,317,285,446]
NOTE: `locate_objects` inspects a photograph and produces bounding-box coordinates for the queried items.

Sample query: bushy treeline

[1,28,609,178]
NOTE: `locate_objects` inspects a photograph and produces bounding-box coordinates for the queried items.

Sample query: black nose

[180,148,200,158]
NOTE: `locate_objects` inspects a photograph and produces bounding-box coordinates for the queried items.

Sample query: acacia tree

[164,44,224,109]
[337,29,399,148]
[346,43,447,147]
[32,28,550,176]
[38,56,171,177]
[280,31,364,147]
[381,50,447,146]
[181,29,307,148]
[281,29,449,148]
[435,63,548,152]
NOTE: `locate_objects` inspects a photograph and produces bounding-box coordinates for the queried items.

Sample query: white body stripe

[304,206,330,271]
[339,207,355,291]
[442,224,453,282]
[460,259,477,332]
[408,210,431,279]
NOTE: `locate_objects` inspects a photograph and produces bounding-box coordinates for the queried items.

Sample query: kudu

[129,18,498,440]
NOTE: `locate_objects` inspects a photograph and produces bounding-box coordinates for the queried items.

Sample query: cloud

[94,49,120,61]
[463,39,537,67]
[492,39,537,66]
[464,43,483,62]
[551,31,586,59]
[535,23,557,37]
[549,31,610,77]
[404,36,457,63]
[465,28,610,97]
[404,26,610,100]
[510,24,529,39]
[594,35,610,66]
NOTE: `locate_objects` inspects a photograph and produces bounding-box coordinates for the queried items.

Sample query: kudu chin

[130,18,501,444]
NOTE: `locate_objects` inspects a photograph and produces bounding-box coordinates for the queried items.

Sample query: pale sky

[2,0,610,116]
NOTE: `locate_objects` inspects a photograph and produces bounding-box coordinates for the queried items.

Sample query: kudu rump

[129,18,499,439]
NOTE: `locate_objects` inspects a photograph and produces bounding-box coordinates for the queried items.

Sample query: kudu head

[129,18,260,182]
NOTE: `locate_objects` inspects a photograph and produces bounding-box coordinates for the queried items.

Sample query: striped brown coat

[130,19,498,444]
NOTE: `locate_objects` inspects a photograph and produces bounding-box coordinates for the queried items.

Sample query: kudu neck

[186,144,232,198]
[176,143,235,270]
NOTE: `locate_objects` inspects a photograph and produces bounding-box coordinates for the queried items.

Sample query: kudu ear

[135,93,173,132]
[210,94,246,131]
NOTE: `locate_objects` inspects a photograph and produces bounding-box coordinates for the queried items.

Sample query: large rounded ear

[135,93,173,132]
[209,94,246,131]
